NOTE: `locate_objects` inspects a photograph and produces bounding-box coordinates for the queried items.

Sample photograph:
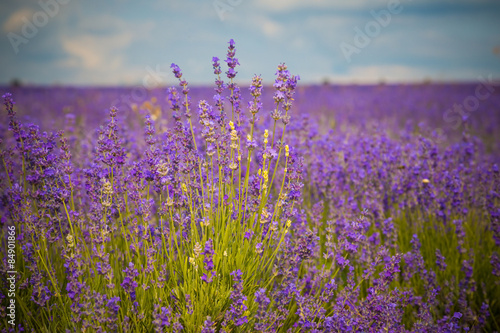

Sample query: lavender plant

[0,40,303,332]
[0,40,499,332]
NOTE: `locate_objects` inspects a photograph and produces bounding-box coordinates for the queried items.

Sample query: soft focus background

[1,0,500,86]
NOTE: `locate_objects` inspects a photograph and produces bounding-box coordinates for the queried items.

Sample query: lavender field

[1,40,500,332]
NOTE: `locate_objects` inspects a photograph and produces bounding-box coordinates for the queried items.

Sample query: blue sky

[1,0,499,85]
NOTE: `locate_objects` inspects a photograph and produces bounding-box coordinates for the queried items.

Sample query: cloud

[59,15,155,84]
[60,16,135,71]
[256,16,284,38]
[255,0,499,12]
[348,65,425,82]
[254,0,407,11]
[1,0,499,85]
[315,65,491,83]
[307,65,427,83]
[62,33,130,69]
[2,7,36,32]
[304,15,358,42]
[255,0,342,11]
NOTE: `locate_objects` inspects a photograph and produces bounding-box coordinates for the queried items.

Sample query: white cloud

[304,15,357,42]
[223,11,285,38]
[313,65,490,83]
[62,33,131,70]
[256,16,284,38]
[59,15,155,84]
[308,65,426,83]
[349,65,424,82]
[255,0,401,11]
[255,0,497,11]
[2,7,36,32]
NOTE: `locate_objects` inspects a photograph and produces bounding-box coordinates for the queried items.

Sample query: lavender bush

[0,40,499,332]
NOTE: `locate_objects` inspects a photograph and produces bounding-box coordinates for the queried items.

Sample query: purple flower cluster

[201,239,216,283]
[0,40,499,332]
[225,39,239,79]
[226,269,248,326]
[121,262,139,302]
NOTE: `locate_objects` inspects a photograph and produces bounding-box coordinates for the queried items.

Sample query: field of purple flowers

[0,40,499,332]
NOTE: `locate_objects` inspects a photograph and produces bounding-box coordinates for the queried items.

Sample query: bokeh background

[1,0,500,86]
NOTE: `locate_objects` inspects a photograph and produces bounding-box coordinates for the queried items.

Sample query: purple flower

[212,57,222,75]
[228,270,248,326]
[121,262,139,301]
[225,39,239,79]
[203,238,215,271]
[435,249,447,271]
[107,296,121,314]
[244,229,254,241]
[170,63,182,78]
[201,316,216,333]
[201,271,216,283]
[453,219,467,254]
[491,252,500,277]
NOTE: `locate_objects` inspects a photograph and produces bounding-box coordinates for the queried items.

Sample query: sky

[1,0,499,86]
